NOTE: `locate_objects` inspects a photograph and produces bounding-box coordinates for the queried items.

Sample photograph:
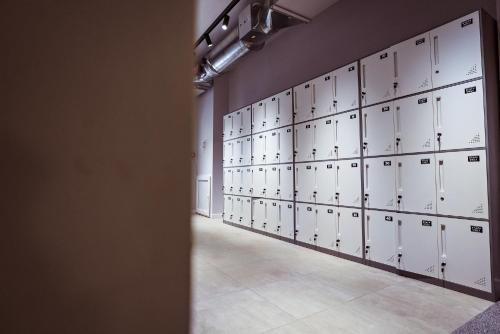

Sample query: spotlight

[205,34,213,48]
[222,15,230,30]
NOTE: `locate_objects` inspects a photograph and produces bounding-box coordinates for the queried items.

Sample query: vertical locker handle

[295,129,298,148]
[397,162,403,193]
[335,120,339,145]
[294,91,298,112]
[312,83,316,105]
[333,75,338,98]
[363,113,368,139]
[438,160,444,193]
[397,220,403,254]
[295,167,299,189]
[366,215,370,241]
[395,106,401,135]
[278,168,281,188]
[440,225,447,261]
[393,51,398,78]
[365,164,369,190]
[433,36,439,65]
[264,102,267,121]
[252,107,255,127]
[362,64,366,89]
[278,132,281,152]
[336,165,340,189]
[279,204,282,222]
[436,97,442,129]
[336,212,340,237]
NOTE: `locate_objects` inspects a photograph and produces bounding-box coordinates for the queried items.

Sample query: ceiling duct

[194,2,304,90]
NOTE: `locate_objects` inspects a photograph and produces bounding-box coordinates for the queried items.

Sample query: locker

[396,214,439,278]
[436,150,488,219]
[314,116,335,160]
[335,111,360,159]
[430,11,482,88]
[312,73,334,118]
[294,81,314,123]
[277,89,293,127]
[266,165,279,200]
[223,141,233,167]
[295,203,316,244]
[438,218,491,292]
[223,195,234,222]
[234,107,252,137]
[252,101,267,133]
[240,136,252,165]
[277,164,294,201]
[335,159,362,207]
[278,126,294,163]
[253,166,267,197]
[223,114,233,139]
[393,33,433,97]
[233,139,242,166]
[252,133,267,164]
[337,207,363,258]
[315,205,336,249]
[363,157,396,210]
[360,47,396,106]
[276,202,295,240]
[265,96,279,130]
[365,210,397,267]
[233,168,243,195]
[362,102,395,157]
[394,93,434,154]
[295,121,315,162]
[396,154,436,213]
[266,200,280,233]
[315,162,335,205]
[267,130,280,164]
[295,163,316,203]
[252,199,267,231]
[433,80,485,151]
[239,197,253,227]
[233,196,243,225]
[331,62,359,113]
[223,168,233,194]
[242,167,253,196]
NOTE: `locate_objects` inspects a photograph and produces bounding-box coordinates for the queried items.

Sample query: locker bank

[194,1,500,333]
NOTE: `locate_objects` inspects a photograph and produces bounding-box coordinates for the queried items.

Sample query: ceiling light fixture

[222,15,230,30]
[205,34,213,48]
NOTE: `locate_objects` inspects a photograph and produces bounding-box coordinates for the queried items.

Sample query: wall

[223,0,496,111]
[0,1,192,333]
[196,89,214,177]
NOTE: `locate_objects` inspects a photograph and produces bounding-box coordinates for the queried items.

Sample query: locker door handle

[363,113,368,139]
[364,164,369,190]
[333,75,338,99]
[438,160,444,198]
[433,35,439,67]
[294,91,298,115]
[335,120,339,145]
[440,224,447,273]
[312,83,316,107]
[361,64,366,89]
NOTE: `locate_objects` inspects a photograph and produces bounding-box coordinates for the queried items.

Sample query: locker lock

[294,229,299,235]
[277,226,281,231]
[393,82,398,89]
[364,194,369,201]
[336,239,340,247]
[441,262,446,273]
[294,151,298,155]
[437,133,442,142]
[363,142,367,150]
[335,192,339,200]
[276,189,280,193]
[396,138,401,145]
[365,245,370,254]
[361,92,366,97]
[333,100,337,105]
[314,233,318,241]
[440,196,445,201]
[312,148,317,153]
[397,253,402,263]
[397,195,402,204]
[334,145,338,151]
[263,222,266,227]
[276,153,280,156]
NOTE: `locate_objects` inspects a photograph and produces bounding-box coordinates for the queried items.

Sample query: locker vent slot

[472,204,484,214]
[475,277,486,287]
[425,265,435,273]
[387,255,395,263]
[467,64,478,76]
[468,134,481,144]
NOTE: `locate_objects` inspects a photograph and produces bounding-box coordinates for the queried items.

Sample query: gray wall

[222,0,496,111]
[196,89,214,177]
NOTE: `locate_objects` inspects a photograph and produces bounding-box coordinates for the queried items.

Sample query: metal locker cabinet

[240,197,253,227]
[393,33,433,97]
[234,196,243,225]
[267,130,280,164]
[314,117,335,160]
[252,199,267,231]
[234,168,243,195]
[252,101,267,133]
[396,154,436,214]
[277,89,293,127]
[252,133,267,165]
[337,208,363,258]
[295,203,316,245]
[436,150,488,219]
[266,200,280,234]
[316,205,337,250]
[265,96,279,130]
[433,80,485,151]
[266,165,279,200]
[315,162,335,205]
[241,106,252,137]
[362,102,395,157]
[396,213,439,278]
[365,210,397,267]
[294,81,314,123]
[311,73,334,119]
[438,217,491,292]
[335,111,360,159]
[223,168,233,194]
[430,11,482,88]
[331,62,359,113]
[295,121,315,162]
[278,126,294,163]
[223,195,233,222]
[241,136,252,165]
[242,167,253,196]
[295,163,316,203]
[363,157,397,210]
[360,47,396,106]
[278,164,294,201]
[394,93,434,154]
[253,166,267,197]
[335,159,362,208]
[223,114,233,140]
[233,139,242,166]
[277,202,295,240]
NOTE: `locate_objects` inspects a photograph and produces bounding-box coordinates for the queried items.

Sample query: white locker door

[278,126,294,163]
[312,73,334,118]
[268,130,280,164]
[335,159,362,207]
[337,208,363,258]
[267,165,279,200]
[430,12,482,88]
[314,117,335,160]
[438,218,491,292]
[315,162,335,205]
[223,114,233,140]
[364,157,396,210]
[393,33,432,97]
[223,195,233,222]
[241,106,252,137]
[233,139,242,166]
[294,82,314,123]
[394,93,434,154]
[277,202,294,240]
[396,154,436,214]
[252,199,267,231]
[233,197,243,225]
[436,150,488,219]
[223,168,233,194]
[433,81,485,151]
[397,214,439,278]
[223,141,233,167]
[362,102,395,157]
[241,136,252,165]
[233,168,243,195]
[233,109,244,138]
[360,48,396,106]
[335,110,361,159]
[267,200,280,234]
[253,166,267,197]
[252,101,267,133]
[252,133,267,165]
[332,62,359,113]
[265,96,279,130]
[243,167,253,196]
[278,164,294,201]
[365,210,397,267]
[277,89,293,127]
[295,121,315,162]
[240,197,253,227]
[295,203,316,245]
[316,205,336,250]
[295,163,316,203]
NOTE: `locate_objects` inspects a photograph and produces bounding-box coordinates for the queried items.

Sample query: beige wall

[0,1,192,333]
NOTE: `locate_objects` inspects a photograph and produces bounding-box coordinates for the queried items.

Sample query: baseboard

[211,213,223,219]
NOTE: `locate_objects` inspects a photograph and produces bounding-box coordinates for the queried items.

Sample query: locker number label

[326,120,332,124]
[272,97,276,101]
[287,129,291,132]
[307,207,312,211]
[385,216,393,221]
[380,52,388,59]
[247,138,251,141]
[272,132,276,136]
[420,159,430,164]
[471,225,483,233]
[260,201,264,204]
[306,165,312,169]
[272,202,277,206]
[259,168,264,171]
[286,91,291,96]
[350,114,357,119]
[351,163,358,167]
[327,209,334,213]
[384,161,392,166]
[461,18,473,28]
[415,37,425,45]
[305,84,310,88]
[287,166,292,170]
[348,66,355,72]
[306,125,311,128]
[418,98,428,104]
[468,155,480,162]
[382,106,390,112]
[352,212,359,217]
[465,86,477,94]
[421,220,432,227]
[327,164,333,169]
[288,204,293,208]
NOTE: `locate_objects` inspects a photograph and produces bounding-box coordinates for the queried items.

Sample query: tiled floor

[191,215,491,334]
